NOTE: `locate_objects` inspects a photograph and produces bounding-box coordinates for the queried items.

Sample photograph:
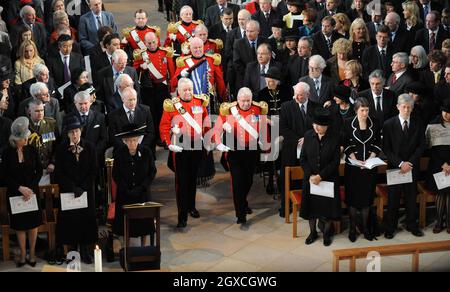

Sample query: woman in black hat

[300,107,341,246]
[259,67,292,195]
[342,97,382,242]
[330,84,354,134]
[425,99,450,234]
[54,115,98,264]
[275,28,299,66]
[77,82,106,114]
[1,117,42,267]
[113,123,157,246]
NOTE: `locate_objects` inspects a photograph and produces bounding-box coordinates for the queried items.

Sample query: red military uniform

[164,20,202,50]
[203,39,223,55]
[159,95,210,228]
[122,25,161,50]
[214,101,268,224]
[133,47,175,84]
[171,54,227,102]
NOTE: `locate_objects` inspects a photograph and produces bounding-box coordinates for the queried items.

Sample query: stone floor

[1,0,449,272]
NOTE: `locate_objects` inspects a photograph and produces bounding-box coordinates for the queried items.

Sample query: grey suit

[78,11,118,55]
[298,75,334,105]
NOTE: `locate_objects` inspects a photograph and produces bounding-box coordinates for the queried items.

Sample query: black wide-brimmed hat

[63,114,82,132]
[404,82,427,96]
[79,82,96,95]
[313,107,332,126]
[441,98,450,113]
[261,66,282,81]
[287,0,303,8]
[271,19,284,29]
[333,85,352,104]
[115,123,147,139]
[281,28,300,41]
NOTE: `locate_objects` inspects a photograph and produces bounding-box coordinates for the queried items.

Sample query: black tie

[251,41,257,60]
[376,96,383,122]
[403,120,409,135]
[380,49,386,70]
[265,12,270,21]
[81,115,87,125]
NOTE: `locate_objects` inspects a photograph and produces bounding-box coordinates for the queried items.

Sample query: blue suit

[78,11,118,55]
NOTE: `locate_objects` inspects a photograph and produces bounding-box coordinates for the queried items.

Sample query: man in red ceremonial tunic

[121,9,161,62]
[213,87,268,224]
[171,37,227,113]
[159,78,210,228]
[133,32,175,145]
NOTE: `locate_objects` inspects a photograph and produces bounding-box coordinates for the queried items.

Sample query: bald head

[189,37,204,58]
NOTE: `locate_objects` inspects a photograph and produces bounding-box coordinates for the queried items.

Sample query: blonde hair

[332,38,352,57]
[402,1,422,26]
[349,18,370,43]
[18,40,41,61]
[333,13,351,33]
[345,59,362,76]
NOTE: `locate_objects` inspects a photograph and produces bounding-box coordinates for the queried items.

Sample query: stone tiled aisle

[0,1,449,272]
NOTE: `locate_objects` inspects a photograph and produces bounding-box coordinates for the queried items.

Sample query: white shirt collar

[398,115,410,126]
[123,104,134,113]
[313,75,322,83]
[222,23,230,31]
[371,91,383,98]
[395,70,406,79]
[79,111,88,117]
[60,51,70,60]
[429,27,439,35]
[298,99,308,108]
[378,45,387,52]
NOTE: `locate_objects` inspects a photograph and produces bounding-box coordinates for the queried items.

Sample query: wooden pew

[332,240,450,272]
[0,187,10,261]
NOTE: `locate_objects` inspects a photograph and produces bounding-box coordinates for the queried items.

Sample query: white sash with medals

[141,51,166,84]
[230,106,259,140]
[130,30,147,50]
[177,24,192,40]
[173,99,202,135]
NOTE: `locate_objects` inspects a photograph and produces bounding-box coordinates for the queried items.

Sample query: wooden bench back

[0,188,8,226]
[38,184,59,223]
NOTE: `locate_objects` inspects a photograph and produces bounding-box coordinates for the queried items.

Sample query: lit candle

[94,245,102,272]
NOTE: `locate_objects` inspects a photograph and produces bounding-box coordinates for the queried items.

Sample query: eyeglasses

[309,66,322,71]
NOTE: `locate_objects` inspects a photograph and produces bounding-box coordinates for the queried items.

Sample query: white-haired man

[299,55,334,105]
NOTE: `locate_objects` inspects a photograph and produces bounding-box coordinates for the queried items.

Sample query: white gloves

[140,63,148,70]
[171,126,181,135]
[181,68,190,78]
[222,122,232,133]
[169,33,177,41]
[169,144,183,153]
[216,143,230,152]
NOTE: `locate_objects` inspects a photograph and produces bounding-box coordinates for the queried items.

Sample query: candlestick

[94,245,102,272]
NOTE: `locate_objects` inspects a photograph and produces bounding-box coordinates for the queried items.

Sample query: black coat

[105,91,123,114]
[54,139,98,245]
[0,117,11,159]
[299,129,341,220]
[414,27,450,53]
[90,51,111,83]
[425,116,450,192]
[46,52,85,87]
[383,115,426,178]
[46,41,82,60]
[311,31,342,61]
[280,99,319,168]
[1,145,42,230]
[419,68,446,92]
[107,104,155,150]
[112,145,156,236]
[434,82,450,108]
[361,44,393,80]
[298,75,334,105]
[257,85,292,115]
[358,88,397,130]
[386,71,415,96]
[232,37,267,89]
[204,3,240,27]
[389,26,413,55]
[251,9,281,39]
[21,77,57,103]
[283,55,309,87]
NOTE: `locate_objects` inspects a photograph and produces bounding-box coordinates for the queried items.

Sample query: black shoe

[384,231,394,239]
[245,207,253,214]
[305,232,318,245]
[318,220,325,233]
[237,216,247,224]
[80,245,93,264]
[406,227,424,237]
[348,231,357,243]
[323,235,332,246]
[16,260,26,268]
[177,220,187,228]
[26,258,37,267]
[189,209,200,218]
[363,231,374,241]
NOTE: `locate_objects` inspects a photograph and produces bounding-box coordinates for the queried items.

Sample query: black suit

[414,27,450,53]
[386,71,415,96]
[204,3,240,27]
[418,2,442,23]
[95,66,140,103]
[243,61,282,98]
[361,45,393,80]
[46,41,82,60]
[105,91,123,115]
[0,116,11,159]
[224,26,245,89]
[90,52,112,85]
[284,55,309,87]
[358,88,397,130]
[107,104,154,150]
[232,37,267,91]
[251,9,280,39]
[366,21,382,45]
[389,26,413,54]
[382,115,426,233]
[419,68,446,91]
[298,75,334,105]
[279,99,319,210]
[311,31,342,61]
[75,110,107,164]
[20,77,57,103]
[46,52,85,87]
[433,82,450,108]
[209,22,230,46]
